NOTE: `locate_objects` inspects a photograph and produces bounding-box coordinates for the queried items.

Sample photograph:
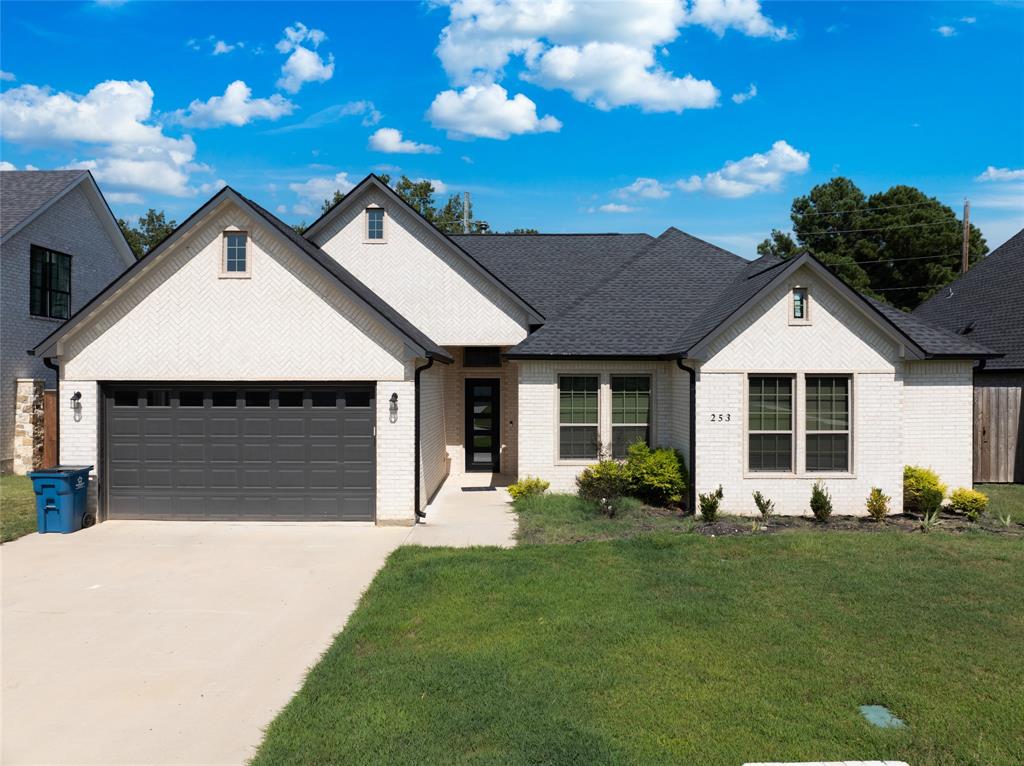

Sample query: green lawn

[253,532,1024,766]
[1,475,37,543]
[515,492,697,544]
[979,483,1024,523]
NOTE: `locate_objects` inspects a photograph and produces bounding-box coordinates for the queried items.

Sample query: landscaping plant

[918,486,945,532]
[576,460,630,516]
[865,487,890,523]
[698,485,723,522]
[507,476,550,501]
[622,442,688,507]
[949,487,988,521]
[903,465,947,515]
[752,491,775,520]
[810,481,832,522]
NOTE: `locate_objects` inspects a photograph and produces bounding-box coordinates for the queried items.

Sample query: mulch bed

[688,510,1023,537]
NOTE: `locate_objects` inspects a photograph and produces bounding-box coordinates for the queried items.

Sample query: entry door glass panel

[465,379,500,471]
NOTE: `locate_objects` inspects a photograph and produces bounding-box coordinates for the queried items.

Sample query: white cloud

[265,100,381,134]
[288,171,355,209]
[212,40,241,55]
[936,25,956,37]
[0,79,198,196]
[592,203,638,213]
[976,166,1024,182]
[731,82,757,104]
[0,70,14,82]
[416,178,448,194]
[432,0,786,115]
[276,204,288,214]
[168,81,295,128]
[105,191,144,204]
[682,0,792,40]
[961,16,976,24]
[427,83,561,139]
[615,177,670,199]
[368,127,441,154]
[461,155,474,163]
[0,160,17,170]
[525,41,719,112]
[971,185,1024,211]
[198,178,227,195]
[677,139,810,198]
[276,22,334,93]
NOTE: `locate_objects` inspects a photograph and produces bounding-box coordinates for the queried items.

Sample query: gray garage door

[103,385,375,521]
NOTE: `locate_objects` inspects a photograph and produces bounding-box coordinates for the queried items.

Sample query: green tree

[320,190,346,215]
[118,209,177,259]
[759,178,986,310]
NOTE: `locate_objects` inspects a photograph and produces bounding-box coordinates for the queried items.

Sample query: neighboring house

[915,229,1024,483]
[31,174,996,524]
[1,170,136,474]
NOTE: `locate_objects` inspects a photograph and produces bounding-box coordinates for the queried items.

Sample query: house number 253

[709,413,731,422]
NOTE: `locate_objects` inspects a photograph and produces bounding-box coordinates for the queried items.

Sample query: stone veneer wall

[12,379,44,474]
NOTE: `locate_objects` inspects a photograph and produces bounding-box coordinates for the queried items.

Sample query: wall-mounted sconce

[389,392,399,423]
[70,390,83,422]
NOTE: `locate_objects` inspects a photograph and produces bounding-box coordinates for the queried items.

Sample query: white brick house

[1,170,136,473]
[33,174,995,524]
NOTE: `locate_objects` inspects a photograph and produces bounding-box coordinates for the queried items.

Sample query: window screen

[748,376,793,472]
[806,376,850,471]
[366,209,385,239]
[224,233,247,273]
[559,376,598,459]
[30,245,72,319]
[611,376,650,459]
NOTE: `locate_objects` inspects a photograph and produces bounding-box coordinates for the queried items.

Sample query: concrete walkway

[1,520,409,766]
[408,473,518,548]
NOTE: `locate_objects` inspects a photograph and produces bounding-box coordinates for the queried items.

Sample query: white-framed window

[747,375,794,472]
[365,207,386,242]
[611,375,651,458]
[558,375,599,460]
[221,231,250,277]
[790,286,810,325]
[805,376,850,472]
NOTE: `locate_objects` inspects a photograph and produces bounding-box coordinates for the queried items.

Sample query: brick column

[13,379,44,475]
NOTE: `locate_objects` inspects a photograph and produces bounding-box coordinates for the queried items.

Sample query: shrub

[903,466,947,515]
[920,501,943,533]
[507,476,550,501]
[611,496,644,516]
[752,491,775,520]
[576,460,630,516]
[810,481,832,522]
[949,487,988,521]
[622,442,688,507]
[698,485,723,522]
[865,487,890,523]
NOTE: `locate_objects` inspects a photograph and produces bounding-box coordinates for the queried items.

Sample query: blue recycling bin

[27,466,94,534]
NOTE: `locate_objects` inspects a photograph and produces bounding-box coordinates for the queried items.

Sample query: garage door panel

[105,385,376,521]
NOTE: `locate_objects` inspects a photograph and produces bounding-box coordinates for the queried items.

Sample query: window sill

[29,314,67,323]
[742,470,857,480]
[788,319,812,327]
[556,458,601,466]
[218,272,251,279]
[363,239,387,245]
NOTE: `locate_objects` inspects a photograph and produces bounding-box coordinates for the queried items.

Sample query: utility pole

[463,191,470,234]
[961,198,971,273]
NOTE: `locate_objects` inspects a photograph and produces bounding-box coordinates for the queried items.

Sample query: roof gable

[32,186,451,362]
[304,174,543,323]
[914,228,1024,369]
[1,170,135,265]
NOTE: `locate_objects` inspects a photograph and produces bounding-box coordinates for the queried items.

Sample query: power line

[798,200,938,217]
[837,252,965,265]
[873,284,937,292]
[802,221,957,236]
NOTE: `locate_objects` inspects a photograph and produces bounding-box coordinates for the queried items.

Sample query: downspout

[413,357,435,522]
[676,357,697,515]
[43,357,61,464]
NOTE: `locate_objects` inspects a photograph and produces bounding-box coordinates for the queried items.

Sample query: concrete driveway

[1,521,410,765]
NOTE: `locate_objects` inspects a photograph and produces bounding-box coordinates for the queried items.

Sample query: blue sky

[1,0,1022,256]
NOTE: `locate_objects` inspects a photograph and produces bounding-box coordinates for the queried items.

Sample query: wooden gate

[974,373,1024,483]
[42,389,58,468]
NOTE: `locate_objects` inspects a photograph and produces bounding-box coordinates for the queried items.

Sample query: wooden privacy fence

[42,389,58,468]
[974,373,1024,483]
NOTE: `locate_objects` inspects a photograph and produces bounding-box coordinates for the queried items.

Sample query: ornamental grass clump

[699,485,724,522]
[865,487,890,523]
[810,481,832,522]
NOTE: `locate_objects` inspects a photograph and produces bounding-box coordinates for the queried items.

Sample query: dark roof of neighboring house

[1,170,89,238]
[450,233,654,319]
[914,228,1024,370]
[506,228,750,357]
[238,193,451,362]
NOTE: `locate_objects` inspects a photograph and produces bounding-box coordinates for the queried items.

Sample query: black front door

[465,379,500,472]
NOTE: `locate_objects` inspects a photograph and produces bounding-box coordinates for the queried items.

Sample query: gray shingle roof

[506,228,749,357]
[1,170,88,238]
[867,297,997,359]
[450,233,653,319]
[914,228,1024,369]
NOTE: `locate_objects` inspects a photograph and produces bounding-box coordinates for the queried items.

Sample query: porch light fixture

[70,390,82,422]
[389,392,399,423]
